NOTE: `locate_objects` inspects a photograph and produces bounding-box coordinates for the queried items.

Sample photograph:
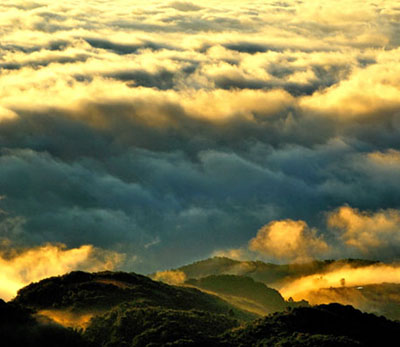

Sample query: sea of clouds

[1,0,400,282]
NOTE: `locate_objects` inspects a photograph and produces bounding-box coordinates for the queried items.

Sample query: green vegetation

[14,271,255,321]
[306,283,400,321]
[222,303,400,346]
[4,269,400,346]
[186,275,289,315]
[84,306,239,347]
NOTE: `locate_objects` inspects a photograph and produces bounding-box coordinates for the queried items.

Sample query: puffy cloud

[213,204,400,264]
[328,206,400,256]
[249,220,329,262]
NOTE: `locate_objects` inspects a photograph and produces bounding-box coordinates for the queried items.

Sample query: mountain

[13,271,256,327]
[85,303,400,347]
[176,257,400,320]
[0,299,88,347]
[185,274,306,316]
[222,303,400,347]
[176,257,380,286]
[4,271,400,346]
[304,283,400,321]
[84,306,238,346]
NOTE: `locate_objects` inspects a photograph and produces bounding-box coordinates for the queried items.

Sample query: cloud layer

[1,0,400,273]
[279,263,400,301]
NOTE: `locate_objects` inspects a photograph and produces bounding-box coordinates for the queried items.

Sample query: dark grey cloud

[36,11,67,22]
[110,14,256,33]
[168,2,203,12]
[0,101,339,161]
[213,75,325,96]
[0,54,90,70]
[105,69,176,90]
[0,40,70,54]
[211,62,351,95]
[32,21,72,33]
[1,94,400,271]
[266,65,298,78]
[223,42,337,54]
[224,42,284,54]
[83,38,177,55]
[1,2,44,10]
[357,57,376,67]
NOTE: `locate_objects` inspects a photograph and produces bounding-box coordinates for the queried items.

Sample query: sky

[1,0,400,292]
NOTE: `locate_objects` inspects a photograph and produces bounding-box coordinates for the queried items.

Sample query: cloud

[328,206,400,256]
[368,149,400,167]
[0,53,90,71]
[83,38,173,55]
[215,204,400,264]
[223,42,284,54]
[248,219,330,262]
[0,243,124,301]
[0,107,17,122]
[104,69,176,90]
[168,2,203,12]
[212,248,245,261]
[1,0,400,273]
[279,264,400,301]
[152,270,186,285]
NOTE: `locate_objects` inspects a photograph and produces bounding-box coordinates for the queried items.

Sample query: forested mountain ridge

[175,257,380,285]
[1,268,400,346]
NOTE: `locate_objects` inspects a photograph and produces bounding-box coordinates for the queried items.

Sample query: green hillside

[223,303,400,347]
[13,271,256,322]
[4,271,400,346]
[305,283,400,321]
[186,275,290,315]
[84,306,238,347]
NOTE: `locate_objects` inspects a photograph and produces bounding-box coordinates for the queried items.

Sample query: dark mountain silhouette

[13,271,256,322]
[3,270,400,346]
[86,303,398,347]
[0,299,88,347]
[222,303,400,347]
[84,306,239,346]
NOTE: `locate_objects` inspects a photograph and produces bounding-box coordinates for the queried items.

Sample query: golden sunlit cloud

[0,106,17,122]
[368,149,400,167]
[36,309,95,330]
[279,263,400,301]
[328,206,400,253]
[0,243,124,301]
[152,270,186,285]
[249,219,329,262]
[215,205,400,264]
